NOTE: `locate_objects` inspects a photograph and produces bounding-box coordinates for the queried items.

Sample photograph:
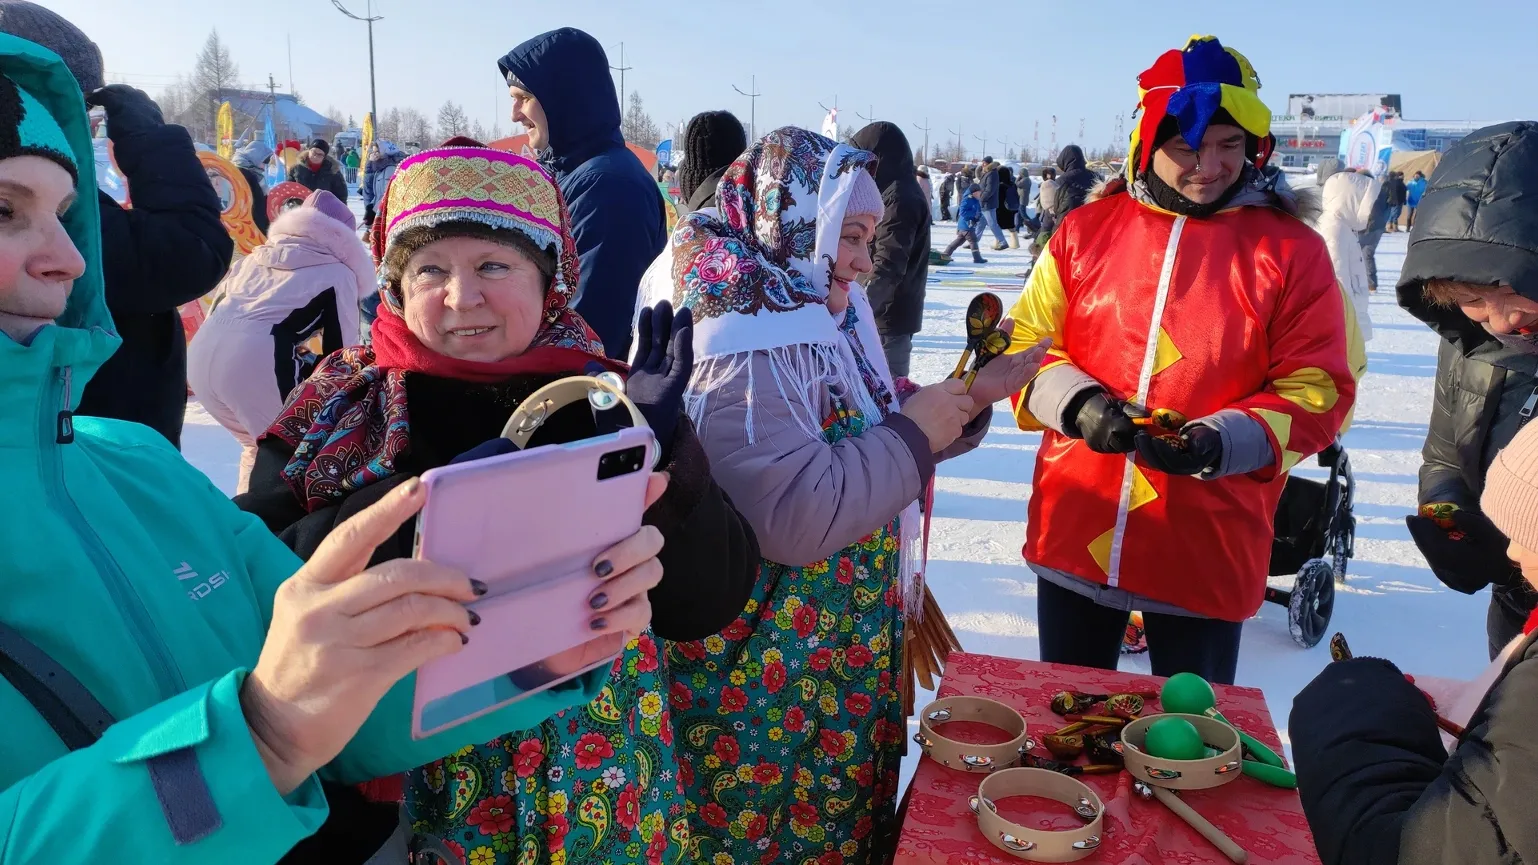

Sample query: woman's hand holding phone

[584,472,669,642]
[242,478,478,794]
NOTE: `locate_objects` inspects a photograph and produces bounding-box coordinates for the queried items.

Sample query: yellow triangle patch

[1282,450,1306,473]
[1128,465,1159,512]
[1088,528,1115,577]
[1252,407,1294,453]
[1152,328,1183,376]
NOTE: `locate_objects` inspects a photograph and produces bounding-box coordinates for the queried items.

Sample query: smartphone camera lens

[598,445,648,480]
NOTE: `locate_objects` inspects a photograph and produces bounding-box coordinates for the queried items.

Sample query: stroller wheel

[1288,558,1336,649]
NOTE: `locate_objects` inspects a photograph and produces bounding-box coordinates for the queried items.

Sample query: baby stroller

[1263,440,1356,648]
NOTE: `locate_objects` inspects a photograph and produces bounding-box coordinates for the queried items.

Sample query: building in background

[219,90,343,150]
[1269,93,1494,170]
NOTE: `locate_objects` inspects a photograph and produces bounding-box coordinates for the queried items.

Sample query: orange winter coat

[1007,189,1356,621]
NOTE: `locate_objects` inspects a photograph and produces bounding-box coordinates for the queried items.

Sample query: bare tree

[156,74,197,130]
[190,29,240,143]
[375,107,402,143]
[490,121,503,142]
[470,119,488,143]
[840,124,856,144]
[621,91,660,149]
[398,107,432,148]
[435,101,470,142]
[323,104,346,127]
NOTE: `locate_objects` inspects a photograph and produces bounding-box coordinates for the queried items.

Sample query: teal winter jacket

[0,37,603,864]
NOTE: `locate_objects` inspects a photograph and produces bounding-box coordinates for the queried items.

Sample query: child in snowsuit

[943,183,988,263]
[187,190,372,491]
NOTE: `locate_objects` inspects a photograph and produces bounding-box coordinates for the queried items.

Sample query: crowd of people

[0,1,1534,863]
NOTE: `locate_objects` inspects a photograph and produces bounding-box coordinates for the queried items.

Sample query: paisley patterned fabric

[667,405,906,865]
[408,635,690,865]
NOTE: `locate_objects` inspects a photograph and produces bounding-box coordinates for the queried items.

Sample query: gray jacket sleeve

[695,351,933,567]
[1026,362,1101,435]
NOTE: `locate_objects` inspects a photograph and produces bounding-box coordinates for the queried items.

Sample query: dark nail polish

[594,560,614,578]
[589,592,608,610]
[460,632,470,645]
[590,617,607,631]
[468,609,482,626]
[470,579,489,596]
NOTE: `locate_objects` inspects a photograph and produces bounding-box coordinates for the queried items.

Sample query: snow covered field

[178,225,1487,790]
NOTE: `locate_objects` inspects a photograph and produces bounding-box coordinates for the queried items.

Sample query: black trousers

[1036,578,1244,684]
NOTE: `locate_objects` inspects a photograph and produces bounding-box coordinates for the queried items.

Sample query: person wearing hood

[233,139,273,234]
[997,163,1021,248]
[287,138,348,204]
[977,154,1007,249]
[360,139,404,232]
[1015,165,1034,233]
[498,27,666,360]
[187,191,371,492]
[1002,36,1358,683]
[1398,121,1538,658]
[0,1,234,449]
[1317,169,1382,340]
[1406,169,1427,228]
[1290,412,1538,865]
[937,159,954,220]
[1050,144,1097,227]
[852,121,932,378]
[0,33,620,865]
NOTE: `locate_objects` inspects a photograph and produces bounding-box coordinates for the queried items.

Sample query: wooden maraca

[950,292,1005,380]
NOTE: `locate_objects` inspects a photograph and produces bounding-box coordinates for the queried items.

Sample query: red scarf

[369,306,622,381]
[1525,605,1538,636]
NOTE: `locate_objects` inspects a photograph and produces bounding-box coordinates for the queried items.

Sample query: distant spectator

[1405,170,1427,229]
[942,183,988,264]
[852,121,932,377]
[498,26,666,359]
[997,164,1020,248]
[288,138,348,203]
[937,160,954,220]
[1385,170,1408,232]
[343,145,360,184]
[1317,170,1382,339]
[233,139,273,234]
[1361,178,1392,292]
[1050,144,1097,226]
[361,139,404,231]
[977,155,1008,249]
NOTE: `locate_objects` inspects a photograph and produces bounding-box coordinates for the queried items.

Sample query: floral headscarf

[649,127,895,438]
[266,145,619,511]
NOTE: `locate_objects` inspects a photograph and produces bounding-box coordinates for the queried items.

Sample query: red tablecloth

[895,653,1320,865]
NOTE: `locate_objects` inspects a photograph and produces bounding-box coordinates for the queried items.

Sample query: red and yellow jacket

[1007,189,1357,622]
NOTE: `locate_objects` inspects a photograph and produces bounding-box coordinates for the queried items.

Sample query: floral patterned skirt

[406,632,690,865]
[666,526,907,865]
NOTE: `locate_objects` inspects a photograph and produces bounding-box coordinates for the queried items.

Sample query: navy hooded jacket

[499,28,666,360]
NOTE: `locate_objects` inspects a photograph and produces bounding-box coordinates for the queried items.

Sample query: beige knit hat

[1481,421,1538,553]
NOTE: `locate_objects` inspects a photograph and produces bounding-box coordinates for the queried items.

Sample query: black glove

[85,85,165,142]
[1405,510,1521,594]
[620,301,695,460]
[1134,426,1223,475]
[450,438,517,465]
[1065,390,1137,454]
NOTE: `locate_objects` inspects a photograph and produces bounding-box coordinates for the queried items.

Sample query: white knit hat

[1482,421,1538,552]
[845,168,884,219]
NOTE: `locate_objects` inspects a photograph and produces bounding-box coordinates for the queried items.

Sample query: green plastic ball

[1143,717,1206,761]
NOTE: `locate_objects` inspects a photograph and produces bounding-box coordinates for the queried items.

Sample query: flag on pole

[263,109,284,189]
[821,107,839,140]
[216,102,234,160]
[361,112,375,162]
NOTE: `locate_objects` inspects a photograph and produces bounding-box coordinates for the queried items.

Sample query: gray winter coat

[695,352,990,566]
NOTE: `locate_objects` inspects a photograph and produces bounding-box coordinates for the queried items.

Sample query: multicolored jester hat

[1128,35,1274,179]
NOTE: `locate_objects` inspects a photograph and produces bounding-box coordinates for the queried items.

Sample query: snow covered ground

[177,223,1486,791]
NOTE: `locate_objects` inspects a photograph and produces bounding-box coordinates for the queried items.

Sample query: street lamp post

[914,118,931,163]
[331,0,382,124]
[732,75,760,142]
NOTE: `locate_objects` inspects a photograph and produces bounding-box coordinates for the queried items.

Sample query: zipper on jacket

[56,366,73,444]
[40,365,184,698]
[1519,387,1538,430]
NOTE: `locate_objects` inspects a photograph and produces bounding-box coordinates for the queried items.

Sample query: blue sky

[49,0,1538,156]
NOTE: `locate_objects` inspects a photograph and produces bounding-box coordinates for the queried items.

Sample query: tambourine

[914,697,1036,773]
[1119,713,1243,791]
[971,768,1104,862]
[499,373,659,468]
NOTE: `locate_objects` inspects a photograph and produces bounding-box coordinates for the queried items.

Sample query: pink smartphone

[410,426,654,739]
